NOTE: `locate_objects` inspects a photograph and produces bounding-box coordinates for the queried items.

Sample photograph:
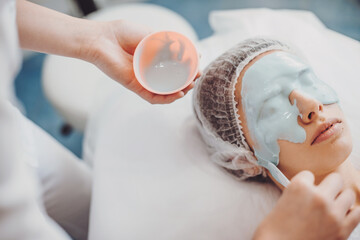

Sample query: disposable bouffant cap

[193,38,290,180]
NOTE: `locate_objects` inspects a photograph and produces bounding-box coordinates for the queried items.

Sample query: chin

[332,124,353,162]
[315,135,352,175]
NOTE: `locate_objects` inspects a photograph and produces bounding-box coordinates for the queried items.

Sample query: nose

[289,90,323,124]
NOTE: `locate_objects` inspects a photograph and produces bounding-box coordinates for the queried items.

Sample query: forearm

[16,2,191,103]
[16,0,97,60]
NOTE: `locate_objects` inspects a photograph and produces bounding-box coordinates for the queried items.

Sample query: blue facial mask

[241,51,339,187]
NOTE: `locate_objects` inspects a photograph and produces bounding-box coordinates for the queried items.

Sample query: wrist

[75,19,118,65]
[71,19,102,61]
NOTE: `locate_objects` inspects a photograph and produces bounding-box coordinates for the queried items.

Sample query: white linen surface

[85,9,360,240]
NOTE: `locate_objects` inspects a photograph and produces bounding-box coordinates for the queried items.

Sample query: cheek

[277,141,313,179]
[325,122,353,163]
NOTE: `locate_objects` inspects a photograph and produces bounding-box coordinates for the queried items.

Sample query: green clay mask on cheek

[241,51,338,187]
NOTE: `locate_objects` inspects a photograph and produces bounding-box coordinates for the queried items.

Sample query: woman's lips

[311,119,343,145]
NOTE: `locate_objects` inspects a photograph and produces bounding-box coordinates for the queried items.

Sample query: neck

[315,158,360,206]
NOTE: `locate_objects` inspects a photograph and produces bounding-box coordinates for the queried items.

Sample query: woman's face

[235,50,353,183]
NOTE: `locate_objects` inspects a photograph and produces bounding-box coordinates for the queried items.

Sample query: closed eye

[298,68,314,84]
[263,85,282,102]
[258,97,280,120]
[298,68,310,77]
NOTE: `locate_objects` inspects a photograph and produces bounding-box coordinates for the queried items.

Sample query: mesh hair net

[193,38,290,180]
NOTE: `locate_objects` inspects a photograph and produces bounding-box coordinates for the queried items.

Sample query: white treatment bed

[42,6,360,239]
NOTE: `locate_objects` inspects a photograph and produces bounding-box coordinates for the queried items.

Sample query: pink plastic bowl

[133,31,199,95]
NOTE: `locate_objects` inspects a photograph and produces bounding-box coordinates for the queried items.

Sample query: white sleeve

[0,99,71,240]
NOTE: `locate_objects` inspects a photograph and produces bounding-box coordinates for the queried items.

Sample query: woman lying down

[193,38,360,239]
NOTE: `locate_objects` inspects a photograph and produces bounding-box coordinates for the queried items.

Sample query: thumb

[115,20,153,55]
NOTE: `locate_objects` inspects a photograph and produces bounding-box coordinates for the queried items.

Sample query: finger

[163,94,183,103]
[317,173,344,199]
[151,92,183,104]
[138,85,185,104]
[195,71,202,79]
[334,188,356,217]
[182,82,195,95]
[343,207,360,238]
[290,170,315,186]
[117,20,153,55]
